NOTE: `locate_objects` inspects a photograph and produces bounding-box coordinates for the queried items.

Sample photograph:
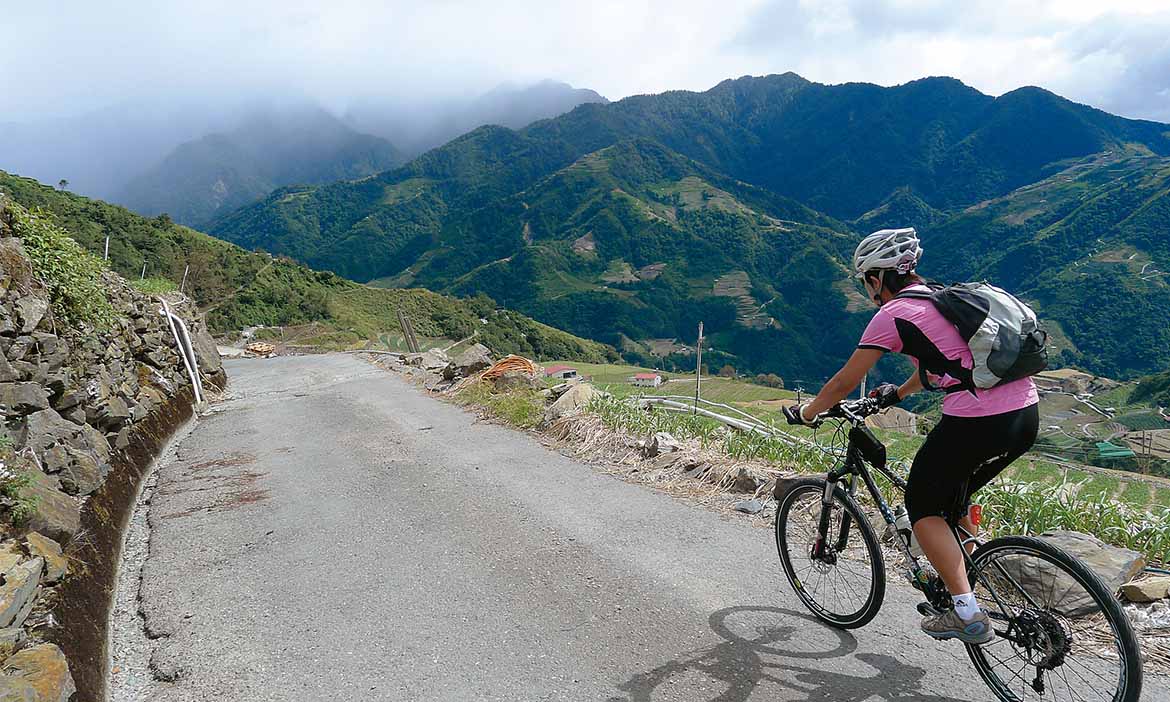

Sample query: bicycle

[773,397,1143,702]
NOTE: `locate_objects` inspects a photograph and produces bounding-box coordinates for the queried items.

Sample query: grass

[453,382,545,430]
[0,444,37,526]
[544,360,795,408]
[132,277,179,295]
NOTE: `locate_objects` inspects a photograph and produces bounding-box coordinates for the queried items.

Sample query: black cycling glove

[869,383,901,409]
[784,403,819,426]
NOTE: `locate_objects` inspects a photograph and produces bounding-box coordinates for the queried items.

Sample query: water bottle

[893,505,924,558]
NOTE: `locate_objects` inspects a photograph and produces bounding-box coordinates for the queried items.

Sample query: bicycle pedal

[916,602,941,617]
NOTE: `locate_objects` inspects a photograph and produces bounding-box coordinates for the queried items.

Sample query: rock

[493,369,542,393]
[23,472,80,544]
[4,339,32,363]
[15,409,79,454]
[544,383,597,423]
[13,297,47,334]
[40,446,70,474]
[59,407,85,426]
[453,344,493,375]
[646,432,681,457]
[73,423,112,463]
[1003,531,1147,617]
[23,533,66,585]
[190,323,223,376]
[0,558,42,628]
[0,383,49,414]
[409,349,451,373]
[547,379,581,400]
[1121,576,1170,603]
[731,467,767,493]
[0,546,21,577]
[51,390,84,412]
[734,499,765,515]
[0,674,36,701]
[57,449,103,496]
[0,356,17,384]
[1,644,75,702]
[88,396,131,431]
[0,239,34,292]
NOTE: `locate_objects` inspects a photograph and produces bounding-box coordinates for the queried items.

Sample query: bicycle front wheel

[966,535,1142,702]
[774,477,885,629]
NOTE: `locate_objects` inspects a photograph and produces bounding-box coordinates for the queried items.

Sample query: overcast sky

[4,0,1169,123]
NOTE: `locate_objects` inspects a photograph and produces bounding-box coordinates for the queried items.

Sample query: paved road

[114,354,1161,701]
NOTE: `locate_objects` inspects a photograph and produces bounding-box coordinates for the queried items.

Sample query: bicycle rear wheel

[774,477,885,629]
[966,535,1142,702]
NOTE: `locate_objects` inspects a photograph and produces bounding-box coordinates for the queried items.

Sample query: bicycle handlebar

[821,397,884,424]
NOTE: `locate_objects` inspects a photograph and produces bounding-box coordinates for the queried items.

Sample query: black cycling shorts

[905,403,1039,524]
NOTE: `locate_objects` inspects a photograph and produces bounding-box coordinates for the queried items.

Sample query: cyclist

[785,227,1039,645]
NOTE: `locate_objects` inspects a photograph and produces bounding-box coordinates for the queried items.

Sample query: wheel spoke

[777,484,880,626]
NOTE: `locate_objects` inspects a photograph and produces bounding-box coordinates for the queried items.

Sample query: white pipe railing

[159,298,203,406]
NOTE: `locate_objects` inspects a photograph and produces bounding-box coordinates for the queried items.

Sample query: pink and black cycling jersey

[858,284,1038,418]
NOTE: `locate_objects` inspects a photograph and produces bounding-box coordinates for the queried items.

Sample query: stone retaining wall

[0,206,224,701]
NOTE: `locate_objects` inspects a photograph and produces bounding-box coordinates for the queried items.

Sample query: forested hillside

[0,172,615,362]
[208,73,1170,381]
[919,152,1170,377]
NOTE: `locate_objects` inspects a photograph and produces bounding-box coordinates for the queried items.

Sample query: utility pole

[693,321,703,415]
[103,236,109,261]
[140,262,146,280]
[180,264,190,294]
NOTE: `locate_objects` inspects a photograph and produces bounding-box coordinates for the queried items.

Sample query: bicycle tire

[965,535,1142,702]
[774,477,886,629]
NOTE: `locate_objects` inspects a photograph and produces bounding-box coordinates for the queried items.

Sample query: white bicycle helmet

[853,227,922,277]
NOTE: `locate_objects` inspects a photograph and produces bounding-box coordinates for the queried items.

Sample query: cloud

[1,0,1167,122]
[725,0,1170,121]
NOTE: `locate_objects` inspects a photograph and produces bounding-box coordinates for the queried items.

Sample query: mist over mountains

[0,80,606,225]
[345,80,608,155]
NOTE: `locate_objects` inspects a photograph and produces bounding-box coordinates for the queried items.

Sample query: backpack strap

[891,285,977,396]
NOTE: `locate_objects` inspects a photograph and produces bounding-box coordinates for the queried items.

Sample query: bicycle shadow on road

[608,605,975,702]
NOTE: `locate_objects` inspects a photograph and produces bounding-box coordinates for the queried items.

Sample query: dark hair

[863,269,924,295]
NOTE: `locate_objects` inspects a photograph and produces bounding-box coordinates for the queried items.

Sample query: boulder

[23,533,67,585]
[15,409,79,454]
[1002,531,1146,617]
[734,499,765,515]
[56,449,104,496]
[548,379,581,400]
[0,356,17,384]
[0,383,49,414]
[1121,576,1170,603]
[0,558,42,628]
[190,323,223,376]
[0,239,33,292]
[493,370,541,393]
[0,675,36,701]
[1,644,75,702]
[408,349,452,373]
[646,432,681,457]
[88,396,131,431]
[22,472,80,544]
[731,466,767,493]
[4,339,32,364]
[13,297,47,335]
[453,344,493,375]
[544,383,597,423]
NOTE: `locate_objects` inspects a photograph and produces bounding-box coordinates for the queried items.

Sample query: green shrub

[132,277,179,295]
[7,204,115,329]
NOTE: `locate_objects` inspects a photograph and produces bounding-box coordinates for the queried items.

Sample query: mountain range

[116,106,403,228]
[209,73,1170,382]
